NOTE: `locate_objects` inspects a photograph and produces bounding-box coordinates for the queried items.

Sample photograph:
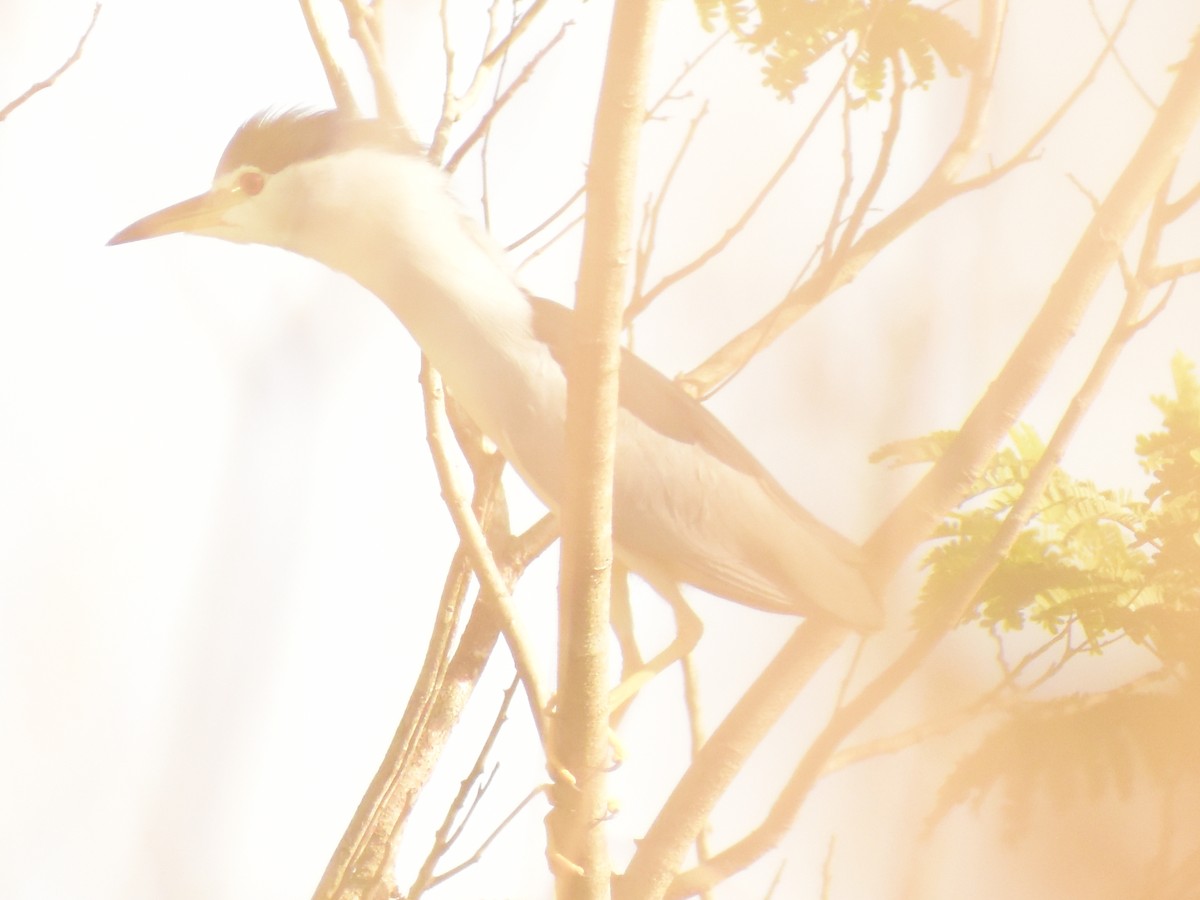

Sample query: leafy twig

[666,38,1200,895]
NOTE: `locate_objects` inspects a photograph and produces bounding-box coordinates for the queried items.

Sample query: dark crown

[215,108,416,177]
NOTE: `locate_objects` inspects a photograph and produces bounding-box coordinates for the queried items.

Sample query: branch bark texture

[550,1,663,897]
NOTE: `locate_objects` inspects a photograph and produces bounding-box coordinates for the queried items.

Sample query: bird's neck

[282,148,560,445]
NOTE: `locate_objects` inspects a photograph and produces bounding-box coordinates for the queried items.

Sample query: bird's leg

[610,564,645,683]
[609,581,702,719]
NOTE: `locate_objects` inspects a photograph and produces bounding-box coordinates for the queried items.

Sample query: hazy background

[1,1,1197,897]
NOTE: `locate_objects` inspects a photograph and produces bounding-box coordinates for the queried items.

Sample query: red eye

[237,170,265,196]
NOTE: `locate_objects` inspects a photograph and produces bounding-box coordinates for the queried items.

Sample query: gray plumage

[110,109,882,632]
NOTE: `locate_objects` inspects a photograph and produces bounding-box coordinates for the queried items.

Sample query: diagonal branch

[624,34,864,325]
[445,21,573,173]
[830,52,906,260]
[676,0,1009,395]
[666,36,1200,896]
[421,363,551,741]
[299,0,359,114]
[408,676,522,898]
[676,0,1142,398]
[0,4,101,123]
[865,16,1200,581]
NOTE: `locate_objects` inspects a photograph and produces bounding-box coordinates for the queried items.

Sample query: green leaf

[694,0,975,101]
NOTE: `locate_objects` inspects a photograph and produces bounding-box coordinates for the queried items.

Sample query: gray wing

[528,298,881,631]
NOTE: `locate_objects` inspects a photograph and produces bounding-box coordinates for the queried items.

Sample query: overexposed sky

[2,2,1198,898]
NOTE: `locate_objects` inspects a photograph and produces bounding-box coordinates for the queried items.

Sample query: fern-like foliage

[876,355,1200,648]
[1136,354,1200,618]
[876,424,1153,642]
[882,355,1200,831]
[928,681,1200,837]
[694,0,976,100]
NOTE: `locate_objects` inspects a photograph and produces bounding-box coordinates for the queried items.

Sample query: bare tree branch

[446,20,573,173]
[459,0,554,114]
[615,620,849,900]
[339,0,415,144]
[549,0,664,894]
[0,4,101,123]
[635,101,709,303]
[830,52,906,259]
[667,41,1200,893]
[425,785,548,891]
[866,12,1200,581]
[507,185,586,254]
[299,0,359,114]
[1087,0,1157,110]
[624,35,864,325]
[421,363,551,743]
[408,677,522,898]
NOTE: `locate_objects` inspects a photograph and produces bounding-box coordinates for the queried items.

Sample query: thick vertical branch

[549,1,663,897]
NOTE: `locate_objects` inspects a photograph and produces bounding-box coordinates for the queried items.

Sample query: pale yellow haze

[1,2,1197,900]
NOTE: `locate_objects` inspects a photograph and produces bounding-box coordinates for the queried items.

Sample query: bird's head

[108,109,419,258]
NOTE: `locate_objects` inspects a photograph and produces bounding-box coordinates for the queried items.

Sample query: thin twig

[428,0,458,166]
[340,0,417,145]
[0,4,101,123]
[421,361,551,743]
[954,0,1139,194]
[506,185,586,253]
[1148,258,1200,284]
[299,0,359,114]
[624,40,862,324]
[479,0,516,230]
[820,73,857,265]
[679,0,1139,410]
[646,29,729,120]
[680,654,713,900]
[763,857,787,900]
[458,0,554,115]
[1087,0,1157,110]
[634,101,710,303]
[408,677,521,899]
[1163,179,1200,221]
[831,53,906,260]
[446,21,573,173]
[514,210,586,272]
[311,443,507,900]
[819,837,836,900]
[426,785,548,890]
[668,44,1200,893]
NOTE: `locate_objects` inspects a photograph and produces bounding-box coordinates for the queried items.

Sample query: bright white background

[1,1,1197,898]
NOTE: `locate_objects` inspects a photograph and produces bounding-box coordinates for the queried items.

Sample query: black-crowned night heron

[109,109,882,699]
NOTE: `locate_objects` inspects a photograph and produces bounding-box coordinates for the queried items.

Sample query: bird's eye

[236,170,265,196]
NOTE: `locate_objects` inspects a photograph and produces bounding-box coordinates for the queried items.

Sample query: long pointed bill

[107,189,241,246]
